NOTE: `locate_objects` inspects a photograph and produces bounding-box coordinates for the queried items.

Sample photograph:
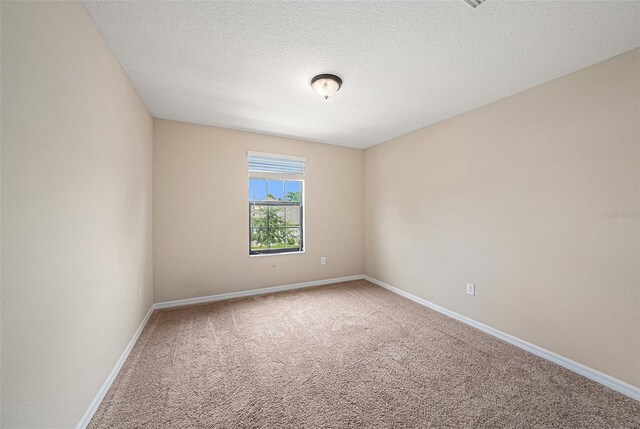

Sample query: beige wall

[364,49,640,387]
[153,119,364,302]
[1,2,154,428]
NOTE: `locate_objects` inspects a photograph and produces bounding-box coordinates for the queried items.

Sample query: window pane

[252,205,286,230]
[249,179,267,201]
[250,205,267,225]
[285,181,302,202]
[267,180,284,201]
[251,228,268,251]
[276,227,289,246]
[285,228,301,248]
[266,206,285,228]
[251,228,291,251]
[285,205,301,226]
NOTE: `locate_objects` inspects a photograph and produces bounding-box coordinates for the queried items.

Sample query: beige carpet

[89,280,640,428]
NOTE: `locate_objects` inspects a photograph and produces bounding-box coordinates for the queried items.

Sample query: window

[248,152,305,255]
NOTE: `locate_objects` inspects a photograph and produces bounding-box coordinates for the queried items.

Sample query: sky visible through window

[249,179,301,201]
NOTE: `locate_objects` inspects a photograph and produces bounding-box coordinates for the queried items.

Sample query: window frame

[248,178,305,256]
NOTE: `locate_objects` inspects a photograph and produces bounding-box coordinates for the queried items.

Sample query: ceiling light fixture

[311,74,342,100]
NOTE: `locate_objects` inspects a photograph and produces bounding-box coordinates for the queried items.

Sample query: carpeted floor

[89,280,640,428]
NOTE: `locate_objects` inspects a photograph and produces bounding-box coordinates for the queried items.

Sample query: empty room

[1,1,639,428]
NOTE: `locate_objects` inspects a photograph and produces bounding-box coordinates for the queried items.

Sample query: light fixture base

[311,74,343,100]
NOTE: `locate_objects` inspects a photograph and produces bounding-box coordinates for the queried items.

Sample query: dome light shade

[311,74,342,100]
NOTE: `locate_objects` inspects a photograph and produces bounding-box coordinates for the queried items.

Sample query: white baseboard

[78,273,637,429]
[153,275,365,310]
[364,275,640,402]
[76,305,155,429]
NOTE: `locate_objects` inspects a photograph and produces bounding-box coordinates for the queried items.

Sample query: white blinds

[248,151,305,179]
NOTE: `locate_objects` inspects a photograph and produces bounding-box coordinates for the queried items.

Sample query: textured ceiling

[83,1,640,149]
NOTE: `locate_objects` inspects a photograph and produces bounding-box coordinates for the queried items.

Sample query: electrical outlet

[466,283,475,296]
[320,257,326,265]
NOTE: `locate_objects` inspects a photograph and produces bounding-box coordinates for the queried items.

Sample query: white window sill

[249,250,305,258]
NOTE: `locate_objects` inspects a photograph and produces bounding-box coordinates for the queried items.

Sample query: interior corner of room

[1,1,639,428]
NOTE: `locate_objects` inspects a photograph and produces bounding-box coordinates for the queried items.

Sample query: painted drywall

[1,2,154,428]
[364,48,640,388]
[153,119,363,302]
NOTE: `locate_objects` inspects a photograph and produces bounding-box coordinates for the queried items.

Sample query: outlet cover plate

[466,283,475,296]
